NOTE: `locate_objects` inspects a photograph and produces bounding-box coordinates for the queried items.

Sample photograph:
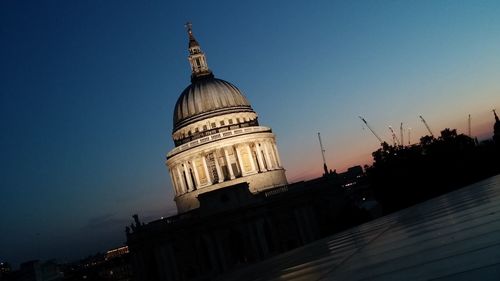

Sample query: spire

[494,109,499,122]
[186,22,199,48]
[185,22,213,82]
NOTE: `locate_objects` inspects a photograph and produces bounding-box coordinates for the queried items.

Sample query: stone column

[246,143,257,173]
[256,220,270,257]
[183,162,194,191]
[262,142,273,169]
[235,145,246,176]
[191,159,200,189]
[266,141,277,168]
[255,143,267,172]
[224,147,235,179]
[272,142,282,167]
[213,151,224,183]
[202,154,212,186]
[169,170,178,195]
[176,165,186,193]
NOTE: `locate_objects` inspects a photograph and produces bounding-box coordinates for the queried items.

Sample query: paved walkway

[220,175,500,281]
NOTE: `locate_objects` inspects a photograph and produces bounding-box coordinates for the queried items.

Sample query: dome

[173,77,255,131]
[166,24,288,213]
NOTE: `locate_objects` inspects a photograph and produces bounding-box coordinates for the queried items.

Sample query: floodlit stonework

[166,24,287,213]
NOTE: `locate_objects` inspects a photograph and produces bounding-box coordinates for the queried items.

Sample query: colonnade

[169,140,283,196]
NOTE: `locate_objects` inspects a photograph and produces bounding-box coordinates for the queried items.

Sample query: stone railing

[264,185,289,197]
[167,126,271,158]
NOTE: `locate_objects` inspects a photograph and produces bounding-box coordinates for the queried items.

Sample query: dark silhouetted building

[62,245,131,281]
[127,178,366,281]
[1,262,12,280]
[5,260,63,281]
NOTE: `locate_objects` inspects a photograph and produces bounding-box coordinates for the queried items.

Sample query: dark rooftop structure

[126,176,371,281]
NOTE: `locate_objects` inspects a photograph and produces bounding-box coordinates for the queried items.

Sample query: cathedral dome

[166,23,288,213]
[173,77,255,131]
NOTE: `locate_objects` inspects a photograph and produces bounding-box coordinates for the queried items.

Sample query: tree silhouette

[366,125,500,214]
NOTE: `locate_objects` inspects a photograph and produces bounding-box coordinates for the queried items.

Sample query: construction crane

[419,115,434,138]
[359,116,384,144]
[388,126,400,146]
[400,122,404,147]
[317,132,329,175]
[468,114,471,137]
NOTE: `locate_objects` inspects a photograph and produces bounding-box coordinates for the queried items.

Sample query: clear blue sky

[1,0,500,267]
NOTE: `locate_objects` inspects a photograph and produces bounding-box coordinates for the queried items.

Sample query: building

[127,178,367,281]
[126,25,369,281]
[4,260,63,281]
[166,23,288,213]
[0,262,12,280]
[105,246,130,261]
[62,246,132,281]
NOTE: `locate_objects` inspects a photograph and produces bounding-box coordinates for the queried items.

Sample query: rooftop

[220,174,500,281]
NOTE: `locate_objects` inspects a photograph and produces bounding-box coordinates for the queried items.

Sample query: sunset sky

[1,0,500,266]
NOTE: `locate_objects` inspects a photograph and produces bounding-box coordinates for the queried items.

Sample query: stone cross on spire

[185,21,199,48]
[185,22,193,35]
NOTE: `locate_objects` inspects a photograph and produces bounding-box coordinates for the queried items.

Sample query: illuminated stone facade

[166,24,287,213]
